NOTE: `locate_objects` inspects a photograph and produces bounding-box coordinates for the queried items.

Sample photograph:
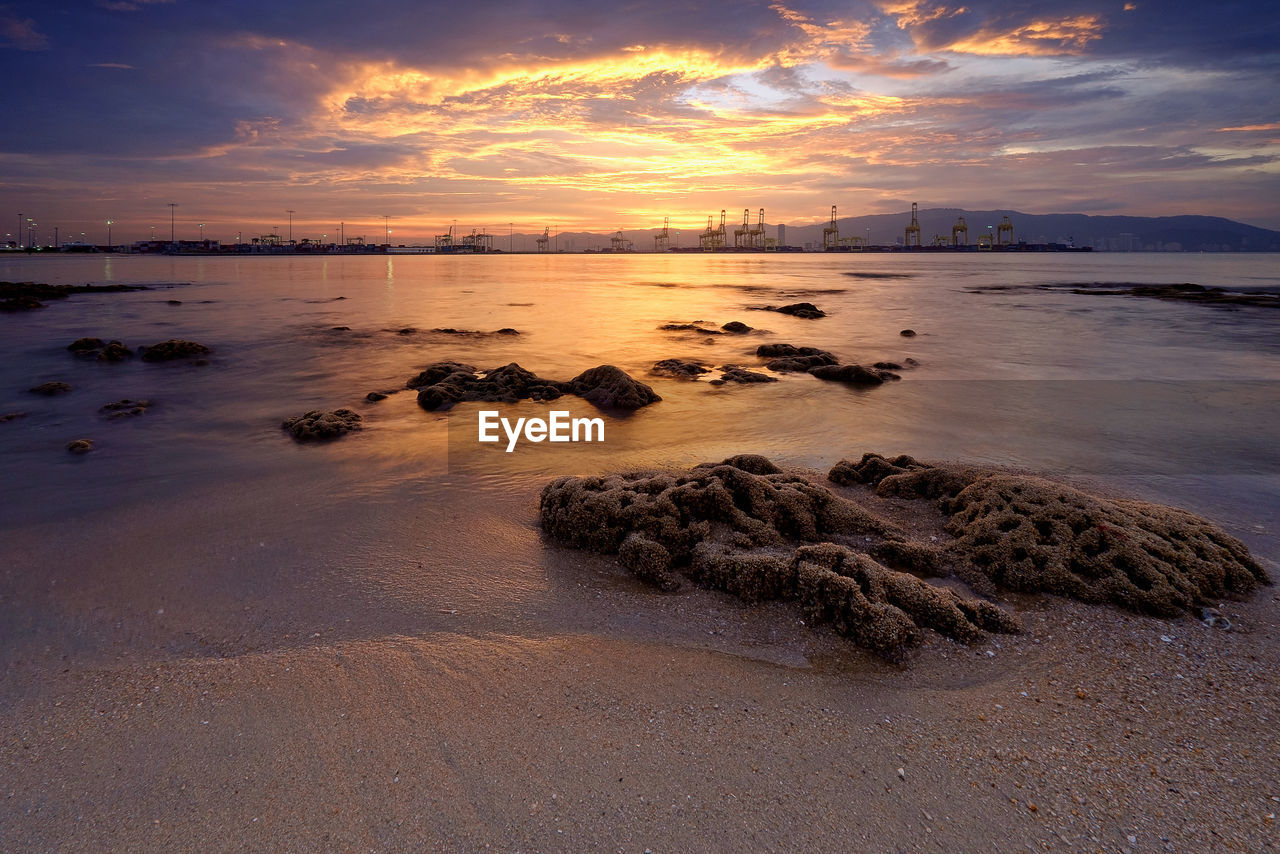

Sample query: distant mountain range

[536,209,1280,252]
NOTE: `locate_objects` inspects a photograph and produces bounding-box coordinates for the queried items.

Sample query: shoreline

[1,253,1277,850]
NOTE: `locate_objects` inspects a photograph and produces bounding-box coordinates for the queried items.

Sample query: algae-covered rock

[98,341,133,362]
[828,453,1270,618]
[539,461,892,563]
[758,302,826,318]
[139,339,211,362]
[538,456,1016,655]
[619,534,680,591]
[944,474,1268,617]
[30,381,72,396]
[68,337,106,353]
[808,363,894,385]
[652,359,710,379]
[567,365,661,409]
[712,366,777,385]
[282,409,363,441]
[100,399,150,419]
[756,343,838,372]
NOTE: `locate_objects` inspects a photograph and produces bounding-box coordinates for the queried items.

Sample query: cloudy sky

[2,0,1277,243]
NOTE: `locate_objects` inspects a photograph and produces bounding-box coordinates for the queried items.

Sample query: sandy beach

[2,253,1278,851]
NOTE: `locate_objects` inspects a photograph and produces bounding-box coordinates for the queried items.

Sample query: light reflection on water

[1,252,1277,555]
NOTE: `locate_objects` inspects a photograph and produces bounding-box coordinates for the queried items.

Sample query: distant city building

[777,224,786,246]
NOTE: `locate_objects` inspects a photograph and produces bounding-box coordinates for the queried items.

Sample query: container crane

[822,205,839,251]
[654,217,670,252]
[610,229,633,252]
[536,227,549,253]
[952,216,968,247]
[734,208,752,249]
[749,208,765,248]
[996,216,1014,246]
[905,202,922,248]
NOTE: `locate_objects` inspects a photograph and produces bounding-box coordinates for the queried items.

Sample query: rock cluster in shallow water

[756,343,901,385]
[406,362,660,411]
[281,409,363,441]
[68,338,133,361]
[139,339,212,362]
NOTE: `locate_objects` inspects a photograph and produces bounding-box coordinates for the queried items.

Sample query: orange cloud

[946,15,1106,55]
[882,3,1106,56]
[1217,122,1280,132]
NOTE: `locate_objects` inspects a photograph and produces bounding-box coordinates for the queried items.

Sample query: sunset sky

[2,0,1278,243]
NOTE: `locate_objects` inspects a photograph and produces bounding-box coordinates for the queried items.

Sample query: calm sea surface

[1,252,1277,661]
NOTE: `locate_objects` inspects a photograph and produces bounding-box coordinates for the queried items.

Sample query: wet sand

[2,476,1278,852]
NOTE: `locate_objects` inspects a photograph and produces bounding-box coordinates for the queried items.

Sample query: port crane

[536,227,550,253]
[749,208,765,248]
[734,209,752,249]
[996,216,1014,246]
[699,210,727,250]
[610,229,633,252]
[822,205,839,251]
[905,202,922,248]
[654,217,669,252]
[952,216,968,247]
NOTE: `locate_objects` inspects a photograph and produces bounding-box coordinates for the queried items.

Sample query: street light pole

[383,215,389,246]
[106,220,113,251]
[168,202,177,244]
[287,210,294,244]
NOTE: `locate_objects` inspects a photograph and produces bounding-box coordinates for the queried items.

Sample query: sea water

[1,252,1276,662]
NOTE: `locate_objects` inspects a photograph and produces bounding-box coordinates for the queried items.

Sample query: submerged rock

[1068,282,1280,308]
[100,399,150,419]
[711,365,777,385]
[2,281,147,312]
[282,409,363,441]
[431,327,521,336]
[721,321,753,334]
[29,381,72,395]
[365,391,388,402]
[66,438,94,454]
[139,339,211,362]
[756,343,838,372]
[652,358,710,379]
[0,411,27,423]
[776,302,826,318]
[900,329,917,337]
[68,337,106,353]
[0,295,46,312]
[98,341,133,362]
[67,338,132,361]
[751,302,826,319]
[808,363,897,385]
[659,322,722,335]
